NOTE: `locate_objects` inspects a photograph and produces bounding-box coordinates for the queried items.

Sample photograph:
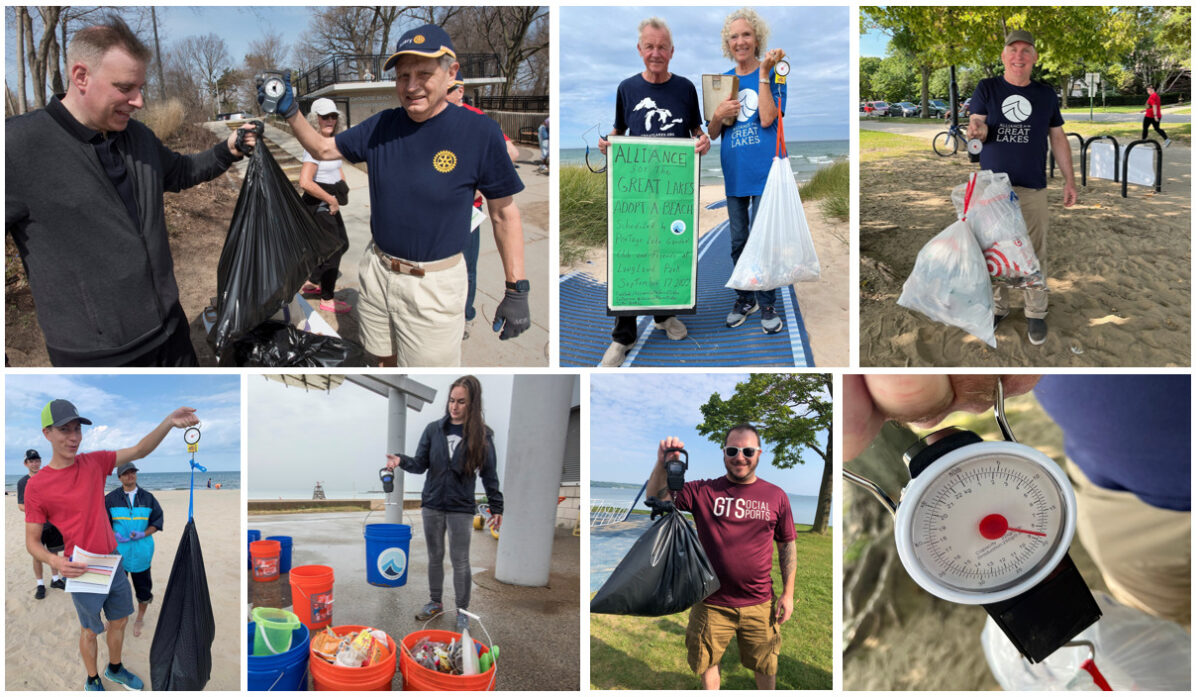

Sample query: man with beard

[648,425,796,689]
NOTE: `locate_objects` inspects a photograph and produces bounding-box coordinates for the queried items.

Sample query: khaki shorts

[685,599,781,676]
[356,247,466,366]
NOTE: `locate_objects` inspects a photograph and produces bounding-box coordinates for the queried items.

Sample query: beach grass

[560,164,608,265]
[798,160,850,221]
[590,523,833,690]
[859,129,934,163]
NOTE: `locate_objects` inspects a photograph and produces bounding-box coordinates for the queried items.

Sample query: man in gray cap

[17,448,65,598]
[258,24,531,367]
[105,462,164,638]
[966,29,1077,346]
[24,399,199,691]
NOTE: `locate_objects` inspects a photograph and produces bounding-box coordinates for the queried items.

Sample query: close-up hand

[488,514,502,531]
[385,454,401,471]
[657,436,685,467]
[714,98,741,122]
[57,558,90,579]
[114,532,130,544]
[761,48,785,73]
[776,594,794,624]
[168,407,199,429]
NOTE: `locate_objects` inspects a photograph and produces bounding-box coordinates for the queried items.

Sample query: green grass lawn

[1062,120,1190,146]
[590,524,832,690]
[1061,102,1190,114]
[859,129,936,163]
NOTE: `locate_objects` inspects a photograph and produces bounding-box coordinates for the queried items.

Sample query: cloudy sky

[590,373,829,496]
[560,6,850,147]
[6,374,241,474]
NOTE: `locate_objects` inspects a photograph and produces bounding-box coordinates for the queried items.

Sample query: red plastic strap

[960,172,977,220]
[1081,659,1113,691]
[775,95,786,158]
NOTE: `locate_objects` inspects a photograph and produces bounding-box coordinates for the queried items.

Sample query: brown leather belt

[371,243,461,277]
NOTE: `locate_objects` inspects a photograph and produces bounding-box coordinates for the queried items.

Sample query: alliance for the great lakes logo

[377,546,408,580]
[994,94,1034,144]
[1001,94,1032,123]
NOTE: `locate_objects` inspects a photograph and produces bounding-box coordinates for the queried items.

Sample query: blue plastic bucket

[364,523,412,587]
[247,621,309,691]
[249,530,261,570]
[266,535,293,573]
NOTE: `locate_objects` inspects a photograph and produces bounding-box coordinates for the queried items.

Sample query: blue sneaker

[103,666,143,691]
[85,678,105,691]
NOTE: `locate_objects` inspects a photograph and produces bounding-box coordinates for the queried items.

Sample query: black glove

[256,71,297,119]
[493,287,531,340]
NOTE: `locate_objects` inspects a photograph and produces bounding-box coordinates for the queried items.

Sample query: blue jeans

[727,195,778,310]
[464,216,481,321]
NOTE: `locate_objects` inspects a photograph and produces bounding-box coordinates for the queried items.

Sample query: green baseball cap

[41,399,93,429]
[1004,30,1035,48]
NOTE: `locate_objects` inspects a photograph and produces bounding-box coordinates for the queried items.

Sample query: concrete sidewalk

[249,510,580,690]
[209,119,549,366]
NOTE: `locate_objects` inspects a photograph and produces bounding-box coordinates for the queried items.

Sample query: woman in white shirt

[298,98,351,314]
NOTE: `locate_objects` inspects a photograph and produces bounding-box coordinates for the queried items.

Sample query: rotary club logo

[433,150,457,173]
[413,35,426,44]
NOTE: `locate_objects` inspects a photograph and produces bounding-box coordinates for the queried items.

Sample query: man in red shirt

[649,425,797,689]
[25,398,200,691]
[1142,85,1171,146]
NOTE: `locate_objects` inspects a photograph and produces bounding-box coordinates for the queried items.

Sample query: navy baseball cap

[24,449,40,460]
[41,400,92,429]
[383,24,456,72]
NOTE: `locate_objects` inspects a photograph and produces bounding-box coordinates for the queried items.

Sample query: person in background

[17,448,65,598]
[1142,84,1171,146]
[105,462,164,638]
[297,97,352,317]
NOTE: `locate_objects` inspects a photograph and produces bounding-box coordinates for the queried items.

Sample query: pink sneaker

[319,299,351,314]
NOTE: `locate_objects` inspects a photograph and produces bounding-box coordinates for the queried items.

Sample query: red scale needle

[979,513,1047,540]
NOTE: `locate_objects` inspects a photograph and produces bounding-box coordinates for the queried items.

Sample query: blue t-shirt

[614,73,701,139]
[1034,375,1189,512]
[335,105,524,261]
[716,68,786,198]
[970,76,1063,190]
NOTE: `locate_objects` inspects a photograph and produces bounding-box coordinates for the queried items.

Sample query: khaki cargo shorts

[685,599,781,675]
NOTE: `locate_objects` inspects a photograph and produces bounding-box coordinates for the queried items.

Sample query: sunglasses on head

[724,446,761,458]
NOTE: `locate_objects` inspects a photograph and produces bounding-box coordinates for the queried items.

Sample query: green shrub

[798,160,849,221]
[559,164,609,265]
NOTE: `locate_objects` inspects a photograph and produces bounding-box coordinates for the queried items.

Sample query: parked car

[928,99,951,118]
[865,100,890,116]
[889,101,920,118]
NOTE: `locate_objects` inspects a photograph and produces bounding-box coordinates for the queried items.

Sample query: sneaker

[760,306,783,334]
[1164,138,1171,148]
[654,317,688,340]
[725,299,758,328]
[456,610,470,633]
[35,585,46,600]
[463,316,475,340]
[102,666,143,691]
[1027,318,1047,345]
[50,578,66,590]
[993,310,1010,328]
[85,678,105,691]
[415,601,444,621]
[599,341,632,368]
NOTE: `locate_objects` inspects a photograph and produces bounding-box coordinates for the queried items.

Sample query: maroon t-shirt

[24,451,118,558]
[674,476,796,607]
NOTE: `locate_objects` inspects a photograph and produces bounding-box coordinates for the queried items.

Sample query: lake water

[6,470,240,493]
[591,482,823,527]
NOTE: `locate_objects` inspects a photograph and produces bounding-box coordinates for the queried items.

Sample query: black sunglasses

[724,446,761,458]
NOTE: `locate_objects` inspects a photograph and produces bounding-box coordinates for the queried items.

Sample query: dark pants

[304,200,349,301]
[127,568,153,605]
[464,218,481,321]
[1142,116,1169,141]
[727,195,778,310]
[612,315,673,345]
[48,302,198,367]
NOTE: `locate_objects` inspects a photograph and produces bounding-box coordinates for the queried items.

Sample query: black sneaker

[1027,318,1047,345]
[993,310,1010,328]
[50,578,65,590]
[35,585,46,600]
[725,299,758,328]
[761,306,783,334]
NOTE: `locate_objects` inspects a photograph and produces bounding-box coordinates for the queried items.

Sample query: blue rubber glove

[493,287,531,340]
[256,70,297,119]
[128,530,146,540]
[114,532,130,543]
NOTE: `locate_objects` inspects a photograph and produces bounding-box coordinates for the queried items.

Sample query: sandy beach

[859,144,1191,366]
[562,183,850,365]
[5,489,241,691]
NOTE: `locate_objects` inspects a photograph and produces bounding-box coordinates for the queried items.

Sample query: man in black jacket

[5,16,257,366]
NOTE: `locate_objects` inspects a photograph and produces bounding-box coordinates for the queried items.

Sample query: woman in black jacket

[387,375,503,631]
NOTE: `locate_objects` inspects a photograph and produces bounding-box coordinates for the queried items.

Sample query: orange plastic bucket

[400,629,497,691]
[250,540,281,582]
[309,625,397,691]
[289,564,334,630]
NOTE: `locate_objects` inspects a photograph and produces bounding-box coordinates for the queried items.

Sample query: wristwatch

[505,280,530,292]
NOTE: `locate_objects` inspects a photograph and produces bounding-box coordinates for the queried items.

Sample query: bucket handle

[402,623,500,691]
[257,622,292,655]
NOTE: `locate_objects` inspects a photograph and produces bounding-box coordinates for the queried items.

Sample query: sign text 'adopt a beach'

[607,136,699,315]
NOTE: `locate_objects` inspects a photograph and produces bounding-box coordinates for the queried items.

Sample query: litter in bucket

[289,565,334,630]
[309,625,397,690]
[364,523,412,588]
[248,621,310,691]
[400,629,497,691]
[251,540,281,582]
[252,607,301,656]
[266,535,293,573]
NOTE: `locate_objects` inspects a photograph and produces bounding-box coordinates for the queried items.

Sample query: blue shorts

[71,558,134,634]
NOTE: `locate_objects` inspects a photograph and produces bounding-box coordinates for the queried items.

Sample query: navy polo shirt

[970,76,1063,190]
[335,105,524,261]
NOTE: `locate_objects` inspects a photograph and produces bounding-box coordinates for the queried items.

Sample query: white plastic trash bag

[727,115,820,291]
[897,218,996,347]
[951,170,1044,288]
[982,591,1191,691]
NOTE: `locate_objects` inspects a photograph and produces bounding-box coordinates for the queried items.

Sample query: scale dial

[895,441,1075,605]
[262,77,285,99]
[774,60,790,77]
[184,427,201,445]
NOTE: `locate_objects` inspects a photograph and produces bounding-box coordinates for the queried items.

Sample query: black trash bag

[228,320,368,367]
[590,507,720,616]
[150,518,214,690]
[209,122,344,355]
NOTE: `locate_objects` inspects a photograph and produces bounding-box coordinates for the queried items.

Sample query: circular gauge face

[263,78,285,98]
[967,138,984,155]
[184,427,201,445]
[895,441,1074,605]
[775,60,790,77]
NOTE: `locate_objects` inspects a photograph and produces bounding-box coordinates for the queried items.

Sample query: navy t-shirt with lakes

[335,105,524,262]
[614,73,701,139]
[970,76,1063,190]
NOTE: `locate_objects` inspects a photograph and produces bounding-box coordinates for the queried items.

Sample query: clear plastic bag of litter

[982,591,1190,691]
[727,104,820,290]
[951,170,1044,289]
[897,218,996,347]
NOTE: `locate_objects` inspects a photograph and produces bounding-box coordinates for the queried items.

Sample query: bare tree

[24,6,64,108]
[15,7,28,113]
[449,6,548,96]
[174,33,231,114]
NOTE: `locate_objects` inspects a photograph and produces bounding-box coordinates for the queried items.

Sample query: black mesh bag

[149,518,214,690]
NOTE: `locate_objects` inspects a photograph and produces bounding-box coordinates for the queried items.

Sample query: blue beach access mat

[560,218,814,367]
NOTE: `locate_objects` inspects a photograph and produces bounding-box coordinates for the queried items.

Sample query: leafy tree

[859,56,882,100]
[696,374,832,535]
[870,45,919,104]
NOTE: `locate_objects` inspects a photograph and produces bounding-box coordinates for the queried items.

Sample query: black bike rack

[1048,132,1084,179]
[1081,135,1118,187]
[1121,139,1163,198]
